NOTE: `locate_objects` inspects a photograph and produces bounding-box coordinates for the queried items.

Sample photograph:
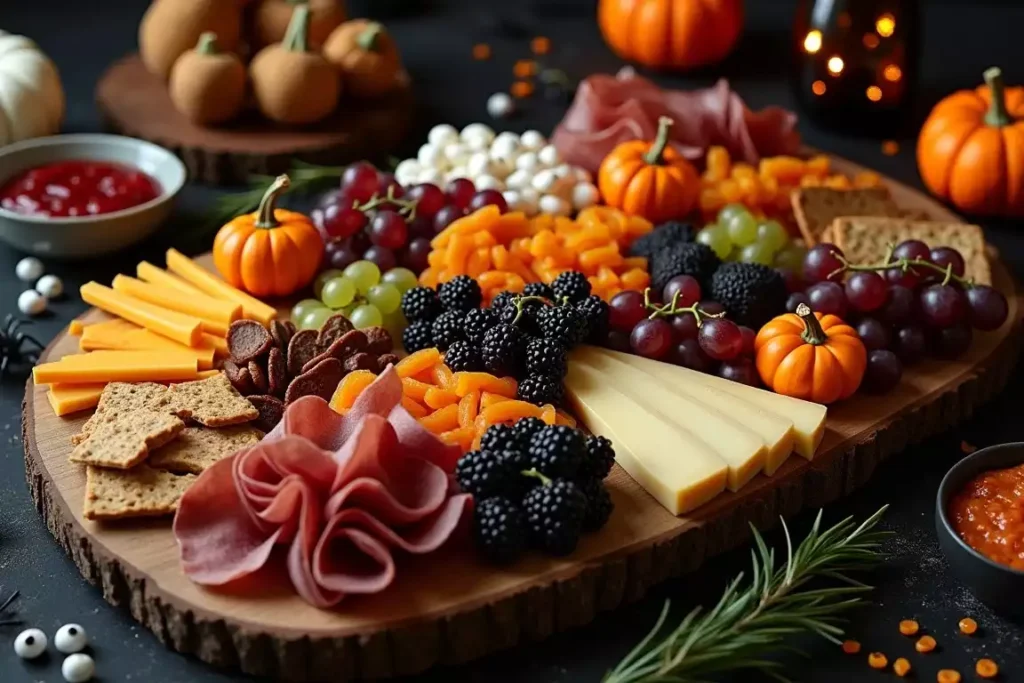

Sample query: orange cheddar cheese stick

[202,332,229,358]
[80,282,204,347]
[78,318,138,337]
[112,275,241,326]
[33,351,199,384]
[80,326,216,369]
[165,249,276,324]
[419,404,460,434]
[47,383,106,416]
[137,261,205,297]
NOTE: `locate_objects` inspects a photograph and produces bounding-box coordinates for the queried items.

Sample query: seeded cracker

[71,381,171,446]
[84,464,197,520]
[792,187,901,245]
[166,372,259,427]
[149,425,263,474]
[70,408,185,469]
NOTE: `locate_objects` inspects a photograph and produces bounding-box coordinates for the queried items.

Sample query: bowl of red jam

[0,134,186,258]
[936,442,1024,619]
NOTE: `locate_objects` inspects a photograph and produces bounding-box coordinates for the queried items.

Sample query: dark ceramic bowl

[935,442,1024,619]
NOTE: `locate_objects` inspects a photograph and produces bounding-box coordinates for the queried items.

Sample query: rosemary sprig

[604,506,889,683]
[211,160,344,226]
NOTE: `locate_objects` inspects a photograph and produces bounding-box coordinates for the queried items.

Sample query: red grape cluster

[604,275,761,387]
[789,240,1010,394]
[312,162,509,275]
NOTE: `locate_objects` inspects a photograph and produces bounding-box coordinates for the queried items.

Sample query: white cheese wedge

[577,347,828,460]
[565,363,729,515]
[577,350,796,476]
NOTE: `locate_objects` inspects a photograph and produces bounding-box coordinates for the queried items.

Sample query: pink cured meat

[552,68,801,174]
[173,366,469,608]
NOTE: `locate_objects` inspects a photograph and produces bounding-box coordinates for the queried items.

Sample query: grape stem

[795,303,828,345]
[521,467,552,486]
[643,288,726,326]
[510,295,550,325]
[827,249,975,288]
[354,185,419,222]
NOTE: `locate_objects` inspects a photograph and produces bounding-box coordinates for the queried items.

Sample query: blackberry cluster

[438,275,482,312]
[551,271,591,303]
[401,320,433,353]
[464,308,498,345]
[709,262,788,330]
[459,423,616,564]
[650,242,721,293]
[522,282,553,299]
[400,286,443,323]
[431,310,466,350]
[443,340,483,372]
[628,220,696,259]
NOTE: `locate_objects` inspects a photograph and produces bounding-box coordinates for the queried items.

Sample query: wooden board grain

[96,55,416,185]
[21,158,1024,681]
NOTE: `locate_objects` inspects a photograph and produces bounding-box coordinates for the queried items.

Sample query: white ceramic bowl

[0,134,186,258]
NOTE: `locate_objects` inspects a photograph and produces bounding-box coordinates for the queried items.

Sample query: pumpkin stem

[196,32,220,55]
[983,67,1013,127]
[282,3,311,53]
[642,116,674,166]
[255,175,291,229]
[357,22,385,52]
[796,303,828,345]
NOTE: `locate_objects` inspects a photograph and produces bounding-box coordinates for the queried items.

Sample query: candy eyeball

[427,124,459,148]
[519,130,546,151]
[14,628,47,659]
[417,144,447,170]
[54,624,88,654]
[572,182,601,210]
[18,289,46,317]
[36,274,63,299]
[61,652,96,683]
[515,152,539,173]
[460,123,495,146]
[15,257,43,283]
[537,145,561,167]
[486,92,515,120]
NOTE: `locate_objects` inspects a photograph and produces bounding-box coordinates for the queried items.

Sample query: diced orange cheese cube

[80,282,204,347]
[165,249,276,324]
[33,351,199,384]
[137,261,204,296]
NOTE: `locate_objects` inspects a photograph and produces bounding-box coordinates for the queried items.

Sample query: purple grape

[630,319,673,359]
[364,245,397,271]
[404,237,432,273]
[893,325,926,364]
[878,285,915,325]
[932,322,973,359]
[806,281,848,317]
[325,239,358,270]
[855,317,892,351]
[919,283,967,328]
[699,300,726,316]
[662,275,701,308]
[667,338,716,373]
[719,357,760,386]
[604,329,631,353]
[862,349,903,394]
[786,292,810,313]
[929,247,966,279]
[966,285,1009,331]
[669,313,699,341]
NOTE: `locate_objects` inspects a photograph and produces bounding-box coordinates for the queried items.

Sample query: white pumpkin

[0,31,64,146]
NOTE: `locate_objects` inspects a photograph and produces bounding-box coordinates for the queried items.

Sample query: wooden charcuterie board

[21,156,1024,682]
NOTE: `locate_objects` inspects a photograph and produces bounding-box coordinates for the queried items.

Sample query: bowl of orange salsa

[936,442,1024,617]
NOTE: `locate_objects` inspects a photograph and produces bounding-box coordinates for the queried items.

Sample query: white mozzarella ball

[443,142,469,165]
[474,175,504,192]
[519,129,546,151]
[501,190,522,212]
[416,168,446,186]
[489,158,513,180]
[572,166,593,183]
[515,152,540,173]
[14,628,47,659]
[531,169,559,193]
[572,182,601,211]
[36,274,63,299]
[463,135,491,152]
[15,256,43,283]
[427,124,459,148]
[518,188,540,216]
[394,159,422,185]
[446,166,469,182]
[18,289,46,317]
[551,163,573,178]
[417,143,447,170]
[538,194,571,217]
[62,653,96,683]
[491,131,520,158]
[537,145,561,167]
[461,123,495,145]
[54,624,88,654]
[505,169,532,190]
[466,152,493,178]
[486,92,515,119]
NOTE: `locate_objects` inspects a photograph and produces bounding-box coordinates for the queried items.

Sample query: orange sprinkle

[868,652,888,669]
[898,619,919,636]
[976,658,999,679]
[881,140,900,156]
[937,670,961,683]
[915,635,937,653]
[961,441,977,454]
[531,36,551,55]
[472,43,491,60]
[513,59,537,78]
[511,81,534,99]
[958,617,978,635]
[893,658,912,677]
[842,640,862,654]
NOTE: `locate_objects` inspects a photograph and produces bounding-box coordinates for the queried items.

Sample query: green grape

[383,310,408,339]
[775,244,807,273]
[697,224,732,260]
[350,303,383,329]
[381,267,419,293]
[756,219,789,255]
[343,260,381,295]
[321,276,356,309]
[726,211,758,247]
[722,246,739,262]
[313,269,344,298]
[367,283,401,314]
[716,203,748,226]
[739,242,775,266]
[300,307,334,330]
[292,298,325,323]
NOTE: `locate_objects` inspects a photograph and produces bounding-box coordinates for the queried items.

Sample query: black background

[2,1,1024,681]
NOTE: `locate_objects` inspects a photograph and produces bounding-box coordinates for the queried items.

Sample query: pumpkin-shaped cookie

[254,0,346,49]
[139,0,242,80]
[169,32,247,126]
[323,19,402,98]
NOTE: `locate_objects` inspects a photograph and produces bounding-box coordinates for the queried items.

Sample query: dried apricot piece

[898,619,919,636]
[425,386,460,410]
[329,369,376,412]
[440,425,476,451]
[458,390,481,427]
[432,363,455,390]
[975,658,998,679]
[554,410,576,427]
[401,396,429,419]
[480,391,511,409]
[958,617,977,635]
[479,399,544,427]
[454,372,518,398]
[401,377,432,402]
[841,640,861,654]
[396,348,441,377]
[893,657,911,677]
[540,403,557,425]
[936,669,961,683]
[419,404,460,434]
[915,635,936,653]
[868,652,888,669]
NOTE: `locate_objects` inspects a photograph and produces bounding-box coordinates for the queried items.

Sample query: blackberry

[517,374,564,407]
[431,310,466,350]
[480,423,523,453]
[489,290,517,312]
[464,307,498,345]
[650,242,721,293]
[401,320,434,353]
[438,275,483,312]
[455,449,522,498]
[709,262,788,329]
[628,221,696,259]
[400,286,442,322]
[578,435,615,482]
[527,425,585,479]
[575,295,609,343]
[523,477,587,555]
[551,270,591,303]
[473,497,528,565]
[525,338,567,379]
[499,299,541,336]
[579,479,614,532]
[537,305,585,348]
[522,282,554,300]
[512,416,546,445]
[444,340,483,372]
[480,323,525,376]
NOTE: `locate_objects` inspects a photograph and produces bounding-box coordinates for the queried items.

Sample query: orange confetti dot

[959,617,978,635]
[898,619,919,636]
[513,59,537,78]
[916,635,937,653]
[937,669,961,683]
[893,657,912,677]
[531,36,551,55]
[511,81,534,99]
[976,658,999,679]
[472,43,491,60]
[961,441,978,454]
[882,140,900,156]
[868,652,888,669]
[842,640,861,654]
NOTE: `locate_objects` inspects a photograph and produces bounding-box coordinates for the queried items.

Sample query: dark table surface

[3,1,1024,681]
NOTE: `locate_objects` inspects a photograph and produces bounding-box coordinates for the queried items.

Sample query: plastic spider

[1,314,44,377]
[0,587,20,626]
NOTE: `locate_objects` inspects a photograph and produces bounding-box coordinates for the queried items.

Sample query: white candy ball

[62,653,96,683]
[490,135,520,164]
[18,289,46,317]
[551,163,573,178]
[461,123,495,145]
[572,182,601,211]
[486,92,515,120]
[36,274,63,299]
[538,194,571,217]
[394,159,422,186]
[427,124,459,148]
[417,144,447,170]
[489,158,513,180]
[519,188,540,216]
[537,145,561,167]
[520,130,546,151]
[573,166,593,183]
[531,169,559,193]
[54,624,88,654]
[502,190,522,212]
[515,152,540,173]
[14,628,47,659]
[446,166,469,182]
[416,168,446,186]
[505,169,532,191]
[474,175,504,192]
[15,257,43,283]
[466,152,492,178]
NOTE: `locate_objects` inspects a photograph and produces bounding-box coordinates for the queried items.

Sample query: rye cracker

[166,373,259,427]
[149,425,263,474]
[70,408,185,469]
[72,382,171,446]
[84,464,197,520]
[792,187,901,245]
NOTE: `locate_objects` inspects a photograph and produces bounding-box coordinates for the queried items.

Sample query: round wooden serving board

[96,55,416,185]
[22,157,1024,681]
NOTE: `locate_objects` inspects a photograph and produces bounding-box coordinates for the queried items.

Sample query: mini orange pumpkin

[597,116,699,223]
[598,0,743,71]
[213,175,324,298]
[754,303,866,404]
[918,67,1024,217]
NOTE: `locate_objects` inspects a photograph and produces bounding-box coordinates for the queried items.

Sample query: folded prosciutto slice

[173,367,470,608]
